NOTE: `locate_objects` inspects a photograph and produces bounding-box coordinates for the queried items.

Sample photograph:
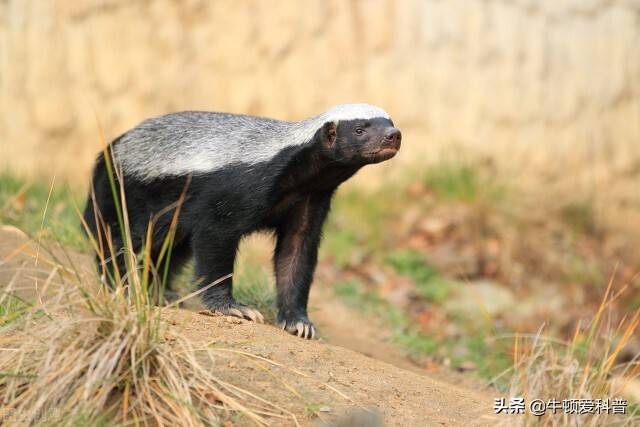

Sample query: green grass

[459,334,512,381]
[325,186,403,255]
[387,249,458,303]
[387,249,438,284]
[565,254,605,288]
[393,331,440,356]
[331,247,504,375]
[423,162,504,203]
[321,229,359,268]
[334,280,393,313]
[561,200,598,235]
[0,172,86,249]
[333,278,512,379]
[424,163,479,201]
[333,280,441,358]
[0,295,29,326]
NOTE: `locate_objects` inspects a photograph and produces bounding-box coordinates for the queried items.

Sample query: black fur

[83,116,401,338]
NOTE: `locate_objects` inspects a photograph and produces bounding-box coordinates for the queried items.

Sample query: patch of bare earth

[168,309,496,426]
[309,285,490,392]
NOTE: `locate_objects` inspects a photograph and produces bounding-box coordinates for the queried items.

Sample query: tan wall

[1,0,639,183]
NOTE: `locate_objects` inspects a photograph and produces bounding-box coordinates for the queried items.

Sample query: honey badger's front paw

[277,313,316,339]
[206,300,264,323]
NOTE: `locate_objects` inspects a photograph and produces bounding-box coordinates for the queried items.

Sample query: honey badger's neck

[270,133,359,196]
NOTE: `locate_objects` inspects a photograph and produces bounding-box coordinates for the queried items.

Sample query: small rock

[319,405,332,413]
[457,361,476,372]
[379,276,416,308]
[418,217,452,240]
[317,409,381,427]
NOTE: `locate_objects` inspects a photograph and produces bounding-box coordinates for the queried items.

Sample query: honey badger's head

[315,105,401,165]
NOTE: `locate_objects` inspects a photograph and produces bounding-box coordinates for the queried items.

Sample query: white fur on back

[113,104,390,181]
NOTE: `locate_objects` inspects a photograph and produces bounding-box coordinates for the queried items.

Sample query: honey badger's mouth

[365,138,401,163]
[365,146,399,163]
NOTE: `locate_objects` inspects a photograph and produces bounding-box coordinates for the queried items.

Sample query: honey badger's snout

[367,126,401,163]
[383,127,402,151]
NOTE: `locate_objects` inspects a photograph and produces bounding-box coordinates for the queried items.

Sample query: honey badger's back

[111,111,300,182]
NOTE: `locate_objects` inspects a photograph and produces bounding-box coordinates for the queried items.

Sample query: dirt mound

[0,225,497,425]
[165,309,496,426]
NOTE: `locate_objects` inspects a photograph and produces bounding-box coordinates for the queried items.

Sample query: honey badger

[84,104,401,339]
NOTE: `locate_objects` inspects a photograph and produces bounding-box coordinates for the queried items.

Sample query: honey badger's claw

[228,308,244,319]
[278,316,316,339]
[209,302,264,323]
[244,307,264,323]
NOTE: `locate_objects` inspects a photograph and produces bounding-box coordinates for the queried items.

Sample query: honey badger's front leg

[274,192,332,339]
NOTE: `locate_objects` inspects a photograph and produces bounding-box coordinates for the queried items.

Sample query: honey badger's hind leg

[153,238,192,305]
[192,231,264,323]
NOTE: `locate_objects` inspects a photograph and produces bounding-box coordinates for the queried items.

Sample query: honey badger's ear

[321,121,337,148]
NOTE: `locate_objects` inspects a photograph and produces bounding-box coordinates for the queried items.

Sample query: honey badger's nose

[384,128,402,149]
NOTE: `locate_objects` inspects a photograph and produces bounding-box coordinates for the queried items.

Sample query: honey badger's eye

[354,128,365,136]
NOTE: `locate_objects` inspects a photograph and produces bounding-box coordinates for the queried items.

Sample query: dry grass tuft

[0,258,297,426]
[497,275,640,426]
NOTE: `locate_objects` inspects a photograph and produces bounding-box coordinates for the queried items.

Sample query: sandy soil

[167,309,498,426]
[0,225,498,426]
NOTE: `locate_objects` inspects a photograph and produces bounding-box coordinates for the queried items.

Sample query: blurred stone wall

[1,0,639,182]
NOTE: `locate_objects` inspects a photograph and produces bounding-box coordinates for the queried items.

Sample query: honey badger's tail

[82,152,104,241]
[82,151,117,276]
